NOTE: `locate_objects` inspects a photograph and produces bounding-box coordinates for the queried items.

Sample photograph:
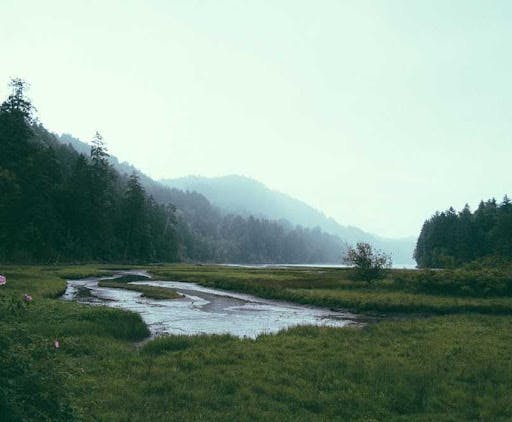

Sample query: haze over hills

[3,83,349,265]
[57,134,347,264]
[59,133,415,265]
[161,175,417,265]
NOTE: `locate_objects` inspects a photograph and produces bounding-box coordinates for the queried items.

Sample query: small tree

[343,242,392,282]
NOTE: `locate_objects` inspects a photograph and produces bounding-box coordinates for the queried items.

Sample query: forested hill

[415,198,512,268]
[161,175,416,265]
[0,80,178,263]
[58,134,346,264]
[0,80,346,264]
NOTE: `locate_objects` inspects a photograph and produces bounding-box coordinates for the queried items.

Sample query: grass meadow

[1,264,512,420]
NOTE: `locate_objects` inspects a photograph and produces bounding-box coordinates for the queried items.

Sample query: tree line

[0,79,345,264]
[0,79,178,263]
[414,197,512,268]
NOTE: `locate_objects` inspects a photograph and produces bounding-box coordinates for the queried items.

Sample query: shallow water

[219,263,417,269]
[63,271,361,338]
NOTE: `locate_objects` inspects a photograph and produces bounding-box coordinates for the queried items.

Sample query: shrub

[343,242,392,282]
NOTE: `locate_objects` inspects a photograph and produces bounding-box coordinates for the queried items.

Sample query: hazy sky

[1,1,511,238]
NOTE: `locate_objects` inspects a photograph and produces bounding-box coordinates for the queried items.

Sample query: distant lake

[218,263,418,270]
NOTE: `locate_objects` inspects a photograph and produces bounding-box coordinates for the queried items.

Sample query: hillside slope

[162,175,416,265]
[58,134,346,264]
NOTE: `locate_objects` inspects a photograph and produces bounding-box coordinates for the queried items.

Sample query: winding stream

[62,271,361,338]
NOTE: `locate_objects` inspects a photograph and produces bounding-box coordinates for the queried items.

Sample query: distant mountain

[161,175,416,265]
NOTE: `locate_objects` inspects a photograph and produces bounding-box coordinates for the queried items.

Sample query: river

[62,271,362,338]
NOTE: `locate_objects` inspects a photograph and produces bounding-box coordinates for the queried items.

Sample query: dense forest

[0,79,179,263]
[414,197,512,268]
[60,137,346,264]
[0,79,345,264]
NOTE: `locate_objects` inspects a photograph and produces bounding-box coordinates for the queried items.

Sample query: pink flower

[23,294,33,302]
[0,275,6,286]
[54,339,60,349]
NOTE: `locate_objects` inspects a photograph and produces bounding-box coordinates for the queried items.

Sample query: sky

[1,0,511,238]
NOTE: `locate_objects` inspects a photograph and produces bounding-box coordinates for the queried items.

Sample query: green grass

[129,316,512,421]
[0,266,149,420]
[148,264,512,315]
[107,274,150,283]
[1,264,512,420]
[58,316,512,421]
[98,280,183,299]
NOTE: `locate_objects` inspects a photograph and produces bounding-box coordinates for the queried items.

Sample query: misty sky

[1,1,511,238]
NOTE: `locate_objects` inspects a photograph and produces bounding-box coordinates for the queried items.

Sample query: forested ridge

[59,136,346,264]
[0,80,179,263]
[0,80,345,264]
[161,175,416,265]
[415,197,512,268]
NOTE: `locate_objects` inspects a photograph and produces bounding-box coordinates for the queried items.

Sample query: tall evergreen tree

[0,79,180,264]
[121,173,149,260]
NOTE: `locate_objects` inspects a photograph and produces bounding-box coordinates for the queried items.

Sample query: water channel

[62,271,362,338]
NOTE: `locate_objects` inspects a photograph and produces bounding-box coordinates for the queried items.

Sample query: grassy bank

[62,315,512,421]
[0,265,149,420]
[148,264,512,315]
[98,280,183,299]
[1,264,512,420]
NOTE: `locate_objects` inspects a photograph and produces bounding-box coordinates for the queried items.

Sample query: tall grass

[71,316,512,421]
[98,280,183,299]
[0,266,149,420]
[148,264,512,315]
[2,264,512,420]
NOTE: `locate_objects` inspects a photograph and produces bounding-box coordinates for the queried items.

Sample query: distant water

[62,272,362,338]
[218,263,417,270]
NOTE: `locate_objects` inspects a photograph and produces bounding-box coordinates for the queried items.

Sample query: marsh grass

[98,280,183,299]
[68,316,512,421]
[148,264,512,315]
[1,264,512,420]
[0,266,149,420]
[109,274,151,283]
